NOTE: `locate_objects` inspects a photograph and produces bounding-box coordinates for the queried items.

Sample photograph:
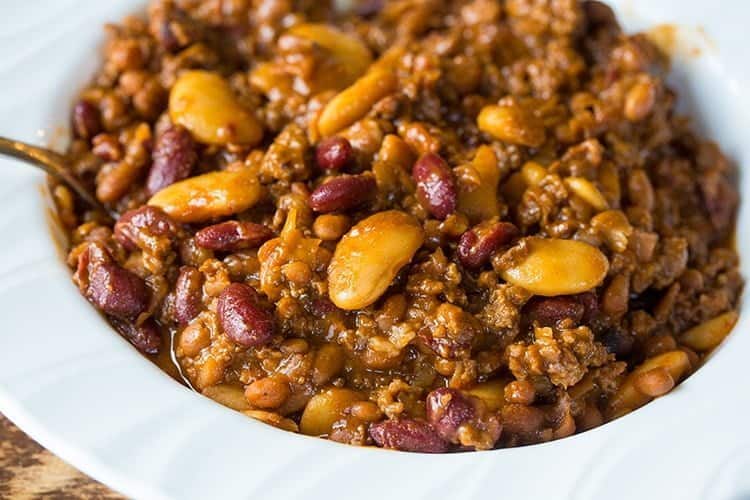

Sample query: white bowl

[0,1,747,499]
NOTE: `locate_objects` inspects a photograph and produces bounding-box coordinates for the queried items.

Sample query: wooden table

[0,414,122,499]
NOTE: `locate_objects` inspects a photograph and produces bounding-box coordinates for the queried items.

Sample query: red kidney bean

[418,325,474,360]
[112,318,161,355]
[217,283,275,348]
[146,126,198,195]
[600,328,634,357]
[369,419,449,453]
[412,153,457,220]
[194,221,274,252]
[523,296,585,328]
[576,292,599,323]
[315,136,353,171]
[457,221,519,269]
[173,266,203,325]
[114,206,178,251]
[75,243,149,320]
[155,19,182,52]
[72,100,101,139]
[308,174,376,213]
[307,298,338,317]
[356,0,384,16]
[583,1,619,30]
[425,387,502,448]
[425,388,476,443]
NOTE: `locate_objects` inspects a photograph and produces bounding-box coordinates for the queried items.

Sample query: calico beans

[61,0,740,454]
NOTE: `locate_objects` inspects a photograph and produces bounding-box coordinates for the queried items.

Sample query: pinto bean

[114,205,178,251]
[244,375,291,409]
[217,283,275,348]
[111,318,161,355]
[425,388,476,442]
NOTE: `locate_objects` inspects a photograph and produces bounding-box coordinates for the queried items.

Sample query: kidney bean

[114,206,178,251]
[87,263,149,320]
[194,221,274,252]
[412,153,457,220]
[457,221,519,269]
[308,174,376,213]
[146,126,198,195]
[523,296,585,328]
[369,419,449,453]
[501,404,545,440]
[315,137,353,171]
[600,328,634,357]
[356,0,384,16]
[425,388,476,443]
[112,318,161,355]
[72,100,101,139]
[583,1,619,30]
[173,266,204,325]
[307,298,338,317]
[75,243,149,320]
[576,292,599,323]
[217,283,275,348]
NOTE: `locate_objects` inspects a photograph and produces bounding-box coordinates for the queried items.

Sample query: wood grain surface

[0,414,122,499]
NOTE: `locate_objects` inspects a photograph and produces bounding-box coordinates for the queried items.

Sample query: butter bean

[317,69,397,137]
[608,350,690,416]
[457,146,501,223]
[591,210,633,253]
[169,70,263,146]
[564,177,609,211]
[478,103,545,147]
[300,388,363,436]
[287,23,372,89]
[148,168,263,223]
[679,311,738,352]
[501,238,609,296]
[328,211,424,309]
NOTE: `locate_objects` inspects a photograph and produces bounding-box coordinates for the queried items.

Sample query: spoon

[0,136,116,220]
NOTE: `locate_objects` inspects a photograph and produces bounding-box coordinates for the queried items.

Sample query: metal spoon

[0,136,115,220]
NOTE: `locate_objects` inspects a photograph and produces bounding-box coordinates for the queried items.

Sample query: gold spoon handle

[0,136,115,219]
